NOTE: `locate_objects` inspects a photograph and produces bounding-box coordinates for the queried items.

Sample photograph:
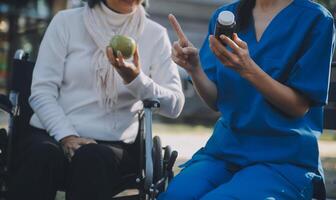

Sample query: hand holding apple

[109,35,136,59]
[106,35,140,84]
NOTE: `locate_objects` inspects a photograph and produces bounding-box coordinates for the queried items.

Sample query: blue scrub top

[188,0,335,198]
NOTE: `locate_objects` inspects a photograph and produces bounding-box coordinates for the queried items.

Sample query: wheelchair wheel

[0,128,8,199]
[162,145,172,189]
[152,136,163,186]
[163,145,172,166]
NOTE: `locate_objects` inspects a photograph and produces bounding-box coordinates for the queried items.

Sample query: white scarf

[83,2,146,108]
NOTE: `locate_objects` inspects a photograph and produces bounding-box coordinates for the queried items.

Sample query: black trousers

[8,127,139,200]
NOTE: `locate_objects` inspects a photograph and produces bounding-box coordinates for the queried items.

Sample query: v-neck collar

[252,0,295,44]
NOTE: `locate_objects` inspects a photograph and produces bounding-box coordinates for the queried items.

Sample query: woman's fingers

[209,36,237,65]
[182,47,198,56]
[211,48,234,67]
[106,47,117,65]
[219,35,241,54]
[210,44,234,66]
[233,33,248,49]
[77,138,97,146]
[69,139,96,158]
[68,148,75,158]
[168,14,189,47]
[172,54,187,67]
[171,47,178,58]
[82,138,97,144]
[107,47,134,70]
[116,51,127,67]
[173,41,198,59]
[173,41,184,56]
[61,137,98,160]
[64,143,79,159]
[173,42,190,59]
[133,47,140,68]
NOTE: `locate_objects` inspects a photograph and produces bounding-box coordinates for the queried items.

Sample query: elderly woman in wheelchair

[7,0,184,199]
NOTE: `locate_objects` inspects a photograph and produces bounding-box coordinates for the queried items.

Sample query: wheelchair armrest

[0,94,12,115]
[14,49,29,61]
[141,99,160,190]
[143,99,160,109]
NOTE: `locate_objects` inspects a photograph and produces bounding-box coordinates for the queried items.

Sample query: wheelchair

[0,49,178,200]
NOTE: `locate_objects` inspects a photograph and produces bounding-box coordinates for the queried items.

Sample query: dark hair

[87,0,147,8]
[87,0,101,8]
[236,0,256,32]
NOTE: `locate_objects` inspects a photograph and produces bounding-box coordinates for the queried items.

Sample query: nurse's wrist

[240,60,262,81]
[189,63,203,77]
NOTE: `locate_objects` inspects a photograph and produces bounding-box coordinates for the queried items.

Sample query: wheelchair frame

[0,49,178,200]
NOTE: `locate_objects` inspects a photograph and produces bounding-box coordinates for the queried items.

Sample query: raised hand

[106,46,141,84]
[168,14,200,74]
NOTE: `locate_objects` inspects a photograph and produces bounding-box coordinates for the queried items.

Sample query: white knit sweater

[29,7,185,143]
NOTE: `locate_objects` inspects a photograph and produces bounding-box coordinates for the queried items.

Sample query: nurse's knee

[200,191,236,200]
[158,177,204,200]
[159,187,200,200]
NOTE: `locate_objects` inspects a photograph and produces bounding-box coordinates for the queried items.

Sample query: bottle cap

[218,11,235,26]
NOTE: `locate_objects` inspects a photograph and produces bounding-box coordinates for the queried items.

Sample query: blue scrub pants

[158,159,313,200]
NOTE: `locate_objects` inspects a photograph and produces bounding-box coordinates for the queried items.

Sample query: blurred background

[0,0,335,199]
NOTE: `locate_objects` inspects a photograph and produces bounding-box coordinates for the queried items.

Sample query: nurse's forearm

[190,66,218,111]
[242,62,310,118]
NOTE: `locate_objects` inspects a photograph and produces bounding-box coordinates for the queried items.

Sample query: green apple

[109,35,136,59]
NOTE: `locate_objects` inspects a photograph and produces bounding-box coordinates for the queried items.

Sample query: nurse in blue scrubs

[159,0,335,199]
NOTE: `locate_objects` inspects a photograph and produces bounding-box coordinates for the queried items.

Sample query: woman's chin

[122,0,135,4]
[117,5,137,14]
[122,0,139,9]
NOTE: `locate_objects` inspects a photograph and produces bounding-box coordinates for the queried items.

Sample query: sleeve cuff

[286,80,327,107]
[53,130,79,142]
[124,71,152,100]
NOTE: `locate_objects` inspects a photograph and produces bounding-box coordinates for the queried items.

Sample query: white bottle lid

[218,11,235,26]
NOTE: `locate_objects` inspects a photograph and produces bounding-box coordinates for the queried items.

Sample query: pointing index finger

[168,14,188,46]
